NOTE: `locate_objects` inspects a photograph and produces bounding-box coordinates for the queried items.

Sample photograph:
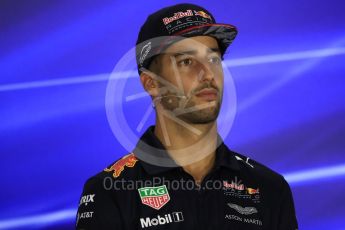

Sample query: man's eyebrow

[172,50,197,57]
[171,47,221,57]
[208,47,221,54]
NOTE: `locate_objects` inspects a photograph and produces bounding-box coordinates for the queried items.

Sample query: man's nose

[197,61,215,82]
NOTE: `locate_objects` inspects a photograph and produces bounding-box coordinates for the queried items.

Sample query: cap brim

[173,23,238,54]
[138,24,237,74]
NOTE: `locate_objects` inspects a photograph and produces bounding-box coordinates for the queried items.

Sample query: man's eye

[209,56,222,64]
[178,58,193,66]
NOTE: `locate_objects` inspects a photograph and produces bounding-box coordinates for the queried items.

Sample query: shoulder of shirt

[232,151,289,187]
[87,152,141,183]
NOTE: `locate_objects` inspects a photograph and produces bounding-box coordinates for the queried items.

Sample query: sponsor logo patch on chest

[138,185,170,210]
[223,177,261,203]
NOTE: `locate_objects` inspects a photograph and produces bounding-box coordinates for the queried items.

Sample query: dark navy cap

[136,3,238,74]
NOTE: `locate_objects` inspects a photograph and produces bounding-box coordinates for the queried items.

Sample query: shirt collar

[133,125,240,175]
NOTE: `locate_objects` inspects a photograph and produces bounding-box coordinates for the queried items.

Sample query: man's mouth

[194,88,218,100]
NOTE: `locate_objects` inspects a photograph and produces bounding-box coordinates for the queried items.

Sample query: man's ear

[140,70,160,97]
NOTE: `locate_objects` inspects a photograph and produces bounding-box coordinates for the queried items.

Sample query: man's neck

[154,117,218,184]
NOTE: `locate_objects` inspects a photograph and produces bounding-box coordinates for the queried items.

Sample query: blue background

[1,0,345,229]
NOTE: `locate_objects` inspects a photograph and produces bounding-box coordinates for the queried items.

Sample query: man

[76,3,298,229]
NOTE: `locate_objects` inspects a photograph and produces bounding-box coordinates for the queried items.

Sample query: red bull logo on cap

[247,188,260,195]
[162,10,193,25]
[104,153,138,178]
[193,10,212,20]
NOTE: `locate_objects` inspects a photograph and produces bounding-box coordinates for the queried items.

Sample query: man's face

[153,36,224,124]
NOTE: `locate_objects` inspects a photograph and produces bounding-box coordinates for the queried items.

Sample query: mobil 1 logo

[140,212,184,228]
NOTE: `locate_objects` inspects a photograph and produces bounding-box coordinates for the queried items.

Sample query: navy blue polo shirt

[76,126,298,229]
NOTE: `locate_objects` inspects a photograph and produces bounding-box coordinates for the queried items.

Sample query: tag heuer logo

[138,185,170,210]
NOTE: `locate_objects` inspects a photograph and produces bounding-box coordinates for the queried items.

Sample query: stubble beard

[160,93,223,124]
[177,98,221,124]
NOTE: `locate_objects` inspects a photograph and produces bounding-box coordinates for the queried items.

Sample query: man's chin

[176,107,220,124]
[190,117,218,124]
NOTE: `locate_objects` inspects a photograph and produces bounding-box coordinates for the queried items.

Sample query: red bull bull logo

[194,10,212,20]
[104,153,138,178]
[247,188,260,195]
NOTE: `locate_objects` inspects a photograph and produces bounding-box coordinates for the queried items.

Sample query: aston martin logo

[227,203,258,215]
